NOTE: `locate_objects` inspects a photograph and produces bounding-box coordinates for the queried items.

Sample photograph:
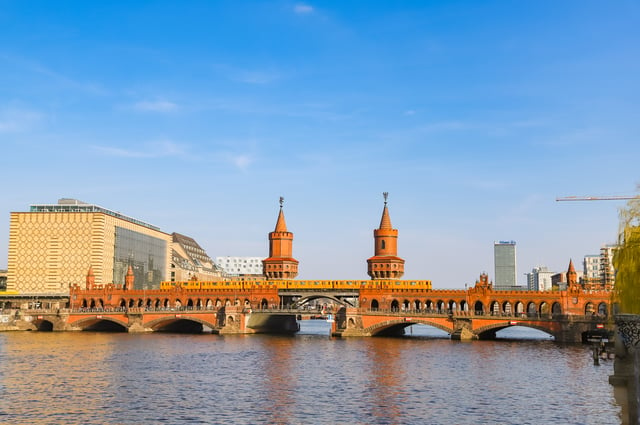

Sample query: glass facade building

[494,241,517,289]
[114,227,167,290]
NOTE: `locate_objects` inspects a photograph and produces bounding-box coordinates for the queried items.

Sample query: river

[0,321,620,424]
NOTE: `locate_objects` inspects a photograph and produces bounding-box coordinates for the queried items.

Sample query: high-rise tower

[263,197,299,280]
[494,240,517,289]
[367,193,405,279]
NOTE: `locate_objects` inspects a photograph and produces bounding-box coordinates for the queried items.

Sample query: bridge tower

[85,266,95,290]
[124,265,134,290]
[263,197,299,279]
[367,192,405,279]
[567,259,578,287]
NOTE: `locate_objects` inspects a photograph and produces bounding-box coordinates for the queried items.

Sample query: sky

[1,1,639,288]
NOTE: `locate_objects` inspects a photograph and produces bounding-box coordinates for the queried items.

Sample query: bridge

[0,272,613,342]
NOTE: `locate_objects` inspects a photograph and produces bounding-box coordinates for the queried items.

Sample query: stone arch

[539,302,550,316]
[527,302,537,316]
[390,299,400,311]
[474,301,484,315]
[585,302,595,315]
[502,301,512,315]
[437,300,446,312]
[552,302,562,315]
[515,301,525,315]
[448,300,457,312]
[598,302,608,316]
[413,299,421,310]
[187,298,194,308]
[128,299,135,308]
[402,299,410,310]
[490,301,500,315]
[365,318,454,337]
[460,300,469,312]
[371,299,380,310]
[260,298,268,309]
[425,300,434,311]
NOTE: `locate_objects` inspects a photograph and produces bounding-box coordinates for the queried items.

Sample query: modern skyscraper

[494,240,517,289]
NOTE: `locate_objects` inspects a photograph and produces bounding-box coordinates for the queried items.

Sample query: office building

[7,198,171,293]
[494,240,517,289]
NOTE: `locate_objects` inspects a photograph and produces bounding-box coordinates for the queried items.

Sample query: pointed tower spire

[263,197,299,280]
[124,265,134,290]
[85,266,95,290]
[379,192,393,229]
[367,192,405,280]
[567,259,578,286]
[274,196,288,232]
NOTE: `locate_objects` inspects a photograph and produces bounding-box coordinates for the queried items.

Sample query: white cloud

[0,107,43,133]
[212,64,280,85]
[132,100,178,112]
[294,3,314,14]
[232,154,253,171]
[92,140,186,158]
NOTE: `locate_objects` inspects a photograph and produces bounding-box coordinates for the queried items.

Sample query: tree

[613,193,640,314]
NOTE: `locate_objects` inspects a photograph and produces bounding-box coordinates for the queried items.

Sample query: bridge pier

[450,318,477,341]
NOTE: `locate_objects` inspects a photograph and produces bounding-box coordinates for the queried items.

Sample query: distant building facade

[581,245,616,290]
[525,266,555,291]
[215,256,263,277]
[494,241,517,289]
[0,269,6,291]
[7,199,171,293]
[171,233,224,282]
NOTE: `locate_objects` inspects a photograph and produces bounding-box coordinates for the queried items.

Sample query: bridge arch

[365,318,454,337]
[552,302,562,315]
[474,301,485,315]
[527,302,537,316]
[144,316,216,333]
[515,302,524,315]
[32,319,54,331]
[539,302,550,315]
[69,316,128,332]
[502,301,512,315]
[293,294,352,308]
[474,322,557,340]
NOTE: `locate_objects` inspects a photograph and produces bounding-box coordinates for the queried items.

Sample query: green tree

[613,194,640,314]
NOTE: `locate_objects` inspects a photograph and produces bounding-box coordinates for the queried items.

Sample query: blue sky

[1,1,639,287]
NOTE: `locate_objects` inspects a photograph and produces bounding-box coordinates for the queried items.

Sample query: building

[494,241,517,289]
[367,193,405,279]
[581,245,617,290]
[171,233,224,282]
[525,266,555,291]
[262,198,299,279]
[7,198,171,293]
[0,269,7,291]
[583,255,601,280]
[214,257,263,277]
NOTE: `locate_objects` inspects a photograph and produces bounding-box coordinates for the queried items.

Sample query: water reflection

[0,327,621,425]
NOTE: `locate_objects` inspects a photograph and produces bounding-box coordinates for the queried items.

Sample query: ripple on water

[0,329,620,425]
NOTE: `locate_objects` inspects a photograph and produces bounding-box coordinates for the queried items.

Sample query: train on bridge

[160,279,432,291]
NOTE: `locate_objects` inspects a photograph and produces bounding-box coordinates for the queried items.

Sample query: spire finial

[383,192,388,205]
[279,196,284,209]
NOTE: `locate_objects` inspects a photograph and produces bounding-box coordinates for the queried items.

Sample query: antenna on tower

[383,192,389,205]
[279,196,284,208]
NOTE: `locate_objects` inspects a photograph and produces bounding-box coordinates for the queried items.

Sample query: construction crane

[556,195,638,202]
